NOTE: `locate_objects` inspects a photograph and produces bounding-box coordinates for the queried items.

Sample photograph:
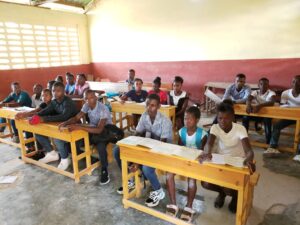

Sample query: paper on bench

[204,89,222,104]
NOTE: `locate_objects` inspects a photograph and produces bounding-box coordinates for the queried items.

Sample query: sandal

[180,207,195,223]
[166,204,179,217]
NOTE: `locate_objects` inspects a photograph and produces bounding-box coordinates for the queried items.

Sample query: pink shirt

[75,82,90,96]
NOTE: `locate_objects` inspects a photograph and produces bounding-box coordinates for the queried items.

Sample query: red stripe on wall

[0,64,91,99]
[91,58,300,102]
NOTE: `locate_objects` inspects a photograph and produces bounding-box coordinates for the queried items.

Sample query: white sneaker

[145,188,165,207]
[57,158,71,171]
[293,155,300,162]
[264,148,280,154]
[38,150,59,163]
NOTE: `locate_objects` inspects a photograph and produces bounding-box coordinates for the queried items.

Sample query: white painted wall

[87,0,300,62]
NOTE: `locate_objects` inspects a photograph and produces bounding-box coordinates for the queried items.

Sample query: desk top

[234,104,300,120]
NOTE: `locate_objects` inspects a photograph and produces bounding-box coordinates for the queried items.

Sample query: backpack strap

[180,127,187,146]
[195,127,203,149]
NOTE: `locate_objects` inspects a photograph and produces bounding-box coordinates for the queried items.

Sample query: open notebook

[206,153,245,168]
[117,136,202,161]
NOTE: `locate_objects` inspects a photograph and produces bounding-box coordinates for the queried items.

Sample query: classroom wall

[0,2,91,99]
[88,0,300,101]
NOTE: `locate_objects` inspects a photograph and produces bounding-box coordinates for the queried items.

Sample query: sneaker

[100,169,110,185]
[145,188,165,207]
[117,180,135,195]
[264,147,280,154]
[38,150,59,164]
[12,135,20,143]
[57,158,71,171]
[293,155,300,162]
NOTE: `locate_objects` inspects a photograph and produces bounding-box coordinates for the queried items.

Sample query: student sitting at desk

[55,75,64,84]
[28,82,78,170]
[121,78,148,127]
[58,90,112,185]
[265,75,300,160]
[199,102,255,213]
[126,69,136,91]
[223,73,251,104]
[166,106,207,222]
[114,94,173,207]
[168,76,189,130]
[148,76,168,105]
[243,78,275,144]
[31,84,43,108]
[47,80,56,91]
[65,72,76,95]
[0,82,32,143]
[73,73,90,98]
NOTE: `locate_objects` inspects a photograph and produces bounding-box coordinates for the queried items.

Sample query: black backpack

[90,124,124,144]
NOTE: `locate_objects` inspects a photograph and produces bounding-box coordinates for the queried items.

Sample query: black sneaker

[117,181,135,195]
[100,169,110,185]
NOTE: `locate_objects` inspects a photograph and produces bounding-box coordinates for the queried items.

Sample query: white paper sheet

[0,176,17,184]
[204,89,222,104]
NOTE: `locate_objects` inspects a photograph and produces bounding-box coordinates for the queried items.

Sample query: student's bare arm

[253,95,276,113]
[68,118,107,134]
[241,137,256,173]
[59,111,85,128]
[176,94,189,116]
[199,135,207,150]
[246,95,254,114]
[198,134,216,163]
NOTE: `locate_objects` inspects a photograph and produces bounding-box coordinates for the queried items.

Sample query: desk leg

[17,127,27,160]
[119,112,123,129]
[7,118,13,138]
[236,187,245,225]
[294,120,300,153]
[122,158,129,209]
[70,141,80,183]
[112,112,116,125]
[84,134,92,175]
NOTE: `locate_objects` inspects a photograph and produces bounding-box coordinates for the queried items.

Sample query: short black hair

[174,76,184,84]
[236,73,246,79]
[42,88,52,96]
[147,93,160,104]
[294,75,300,80]
[77,73,87,80]
[217,102,235,115]
[66,72,74,78]
[134,78,143,84]
[84,89,95,96]
[53,81,65,89]
[35,83,43,89]
[186,106,201,119]
[259,77,269,83]
[153,76,161,86]
[11,82,19,86]
[222,99,234,106]
[129,69,135,73]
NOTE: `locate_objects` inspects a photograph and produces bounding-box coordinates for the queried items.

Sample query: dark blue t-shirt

[125,90,148,103]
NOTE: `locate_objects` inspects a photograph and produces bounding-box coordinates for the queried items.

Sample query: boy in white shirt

[199,102,255,213]
[243,78,276,144]
[265,75,300,161]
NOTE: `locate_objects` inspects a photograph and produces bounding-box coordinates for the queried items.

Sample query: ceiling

[0,0,97,13]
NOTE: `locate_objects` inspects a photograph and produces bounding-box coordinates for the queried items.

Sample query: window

[0,21,81,70]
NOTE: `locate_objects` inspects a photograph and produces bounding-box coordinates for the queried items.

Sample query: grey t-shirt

[81,101,112,126]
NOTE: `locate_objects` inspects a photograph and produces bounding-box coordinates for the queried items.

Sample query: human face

[42,91,52,103]
[292,76,300,92]
[33,84,42,95]
[258,80,269,93]
[11,84,21,95]
[217,111,234,132]
[173,82,182,93]
[134,80,143,92]
[76,75,85,86]
[128,71,135,81]
[152,83,160,92]
[84,92,97,108]
[66,75,74,85]
[184,112,199,130]
[146,98,160,118]
[235,77,246,90]
[52,86,64,99]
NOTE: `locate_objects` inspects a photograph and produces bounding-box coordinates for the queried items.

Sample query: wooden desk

[204,82,258,113]
[0,107,22,148]
[111,102,176,131]
[118,143,254,225]
[16,120,99,183]
[234,104,300,153]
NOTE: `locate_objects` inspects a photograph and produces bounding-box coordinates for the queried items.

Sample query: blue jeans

[113,146,161,191]
[0,118,17,134]
[269,119,296,148]
[35,134,69,159]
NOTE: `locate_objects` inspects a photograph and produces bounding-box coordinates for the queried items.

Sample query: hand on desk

[66,124,82,132]
[15,112,27,120]
[244,159,256,175]
[197,152,212,164]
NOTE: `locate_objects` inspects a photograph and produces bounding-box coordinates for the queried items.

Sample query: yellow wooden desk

[0,107,22,148]
[118,143,254,225]
[234,104,300,153]
[16,120,99,183]
[111,102,176,130]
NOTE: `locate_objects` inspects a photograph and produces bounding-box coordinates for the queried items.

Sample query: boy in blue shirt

[166,106,207,222]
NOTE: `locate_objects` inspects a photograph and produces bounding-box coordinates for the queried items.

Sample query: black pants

[242,116,272,144]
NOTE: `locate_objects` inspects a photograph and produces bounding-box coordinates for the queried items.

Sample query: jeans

[113,146,161,191]
[35,134,69,159]
[242,116,272,144]
[269,119,296,148]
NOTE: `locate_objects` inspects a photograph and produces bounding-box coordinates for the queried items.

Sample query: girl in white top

[168,76,189,129]
[199,102,255,213]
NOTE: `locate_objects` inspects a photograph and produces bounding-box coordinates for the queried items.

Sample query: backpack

[90,124,124,144]
[180,127,204,149]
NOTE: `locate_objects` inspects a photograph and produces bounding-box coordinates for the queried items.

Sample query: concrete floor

[0,115,300,225]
